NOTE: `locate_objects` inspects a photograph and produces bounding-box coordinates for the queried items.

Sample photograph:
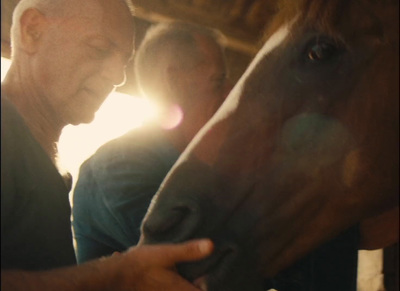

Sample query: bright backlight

[2,57,158,185]
[58,91,158,179]
[1,57,12,81]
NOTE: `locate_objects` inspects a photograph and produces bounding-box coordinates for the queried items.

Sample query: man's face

[33,0,134,125]
[182,36,232,139]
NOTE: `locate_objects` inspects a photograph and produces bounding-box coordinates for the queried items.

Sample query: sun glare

[2,56,158,182]
[58,92,158,178]
[1,57,12,81]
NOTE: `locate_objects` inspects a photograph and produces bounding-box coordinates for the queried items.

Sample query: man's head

[134,22,232,148]
[9,0,135,125]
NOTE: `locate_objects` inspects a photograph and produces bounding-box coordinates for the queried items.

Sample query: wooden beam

[133,7,259,56]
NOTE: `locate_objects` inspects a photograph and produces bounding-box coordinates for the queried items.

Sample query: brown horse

[140,0,399,290]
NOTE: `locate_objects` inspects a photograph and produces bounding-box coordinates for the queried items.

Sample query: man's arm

[1,239,213,291]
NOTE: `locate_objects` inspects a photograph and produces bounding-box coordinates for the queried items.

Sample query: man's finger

[135,239,214,267]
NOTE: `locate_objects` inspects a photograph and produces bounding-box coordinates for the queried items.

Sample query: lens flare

[160,104,184,130]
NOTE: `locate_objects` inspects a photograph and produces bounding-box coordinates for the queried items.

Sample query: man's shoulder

[109,124,164,148]
[99,125,164,155]
[80,124,168,169]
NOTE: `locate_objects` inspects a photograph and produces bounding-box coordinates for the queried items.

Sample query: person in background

[72,21,232,262]
[1,0,214,290]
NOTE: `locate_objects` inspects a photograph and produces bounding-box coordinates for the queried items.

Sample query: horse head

[140,1,399,290]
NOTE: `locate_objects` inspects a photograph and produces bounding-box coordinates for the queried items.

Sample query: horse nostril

[142,204,201,243]
[144,207,188,235]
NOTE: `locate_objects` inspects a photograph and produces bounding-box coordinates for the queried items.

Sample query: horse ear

[19,8,48,54]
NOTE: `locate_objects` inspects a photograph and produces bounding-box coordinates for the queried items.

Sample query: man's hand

[1,239,214,291]
[111,239,214,291]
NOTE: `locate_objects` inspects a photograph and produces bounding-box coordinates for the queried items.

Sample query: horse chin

[180,245,264,291]
[178,246,237,291]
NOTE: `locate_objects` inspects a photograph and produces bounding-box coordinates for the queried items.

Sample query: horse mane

[262,0,396,42]
[263,0,350,40]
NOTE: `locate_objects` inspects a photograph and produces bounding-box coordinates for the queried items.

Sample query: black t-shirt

[1,97,76,270]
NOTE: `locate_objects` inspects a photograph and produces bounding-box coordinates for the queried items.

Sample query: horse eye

[306,38,343,62]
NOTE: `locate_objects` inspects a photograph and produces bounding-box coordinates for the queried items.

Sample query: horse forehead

[253,21,293,69]
[208,21,293,124]
[217,0,397,117]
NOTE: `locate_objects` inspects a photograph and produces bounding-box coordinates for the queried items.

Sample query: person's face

[180,36,232,139]
[33,0,134,125]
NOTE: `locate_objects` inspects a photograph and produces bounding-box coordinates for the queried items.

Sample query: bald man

[1,1,213,290]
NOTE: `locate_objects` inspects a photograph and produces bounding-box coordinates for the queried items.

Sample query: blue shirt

[72,125,180,263]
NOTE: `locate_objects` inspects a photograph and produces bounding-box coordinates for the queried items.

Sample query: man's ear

[19,8,48,54]
[166,66,186,96]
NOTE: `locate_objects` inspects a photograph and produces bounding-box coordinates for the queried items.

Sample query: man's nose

[101,55,128,87]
